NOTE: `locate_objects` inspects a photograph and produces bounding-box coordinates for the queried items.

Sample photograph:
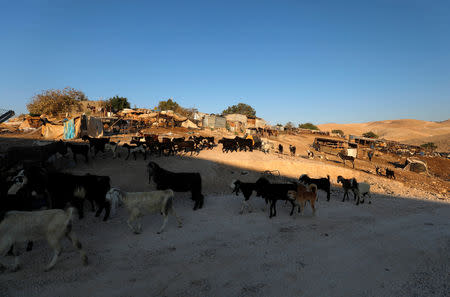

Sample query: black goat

[218,138,238,153]
[147,162,204,210]
[337,176,357,202]
[278,144,283,154]
[254,177,296,218]
[385,168,396,179]
[234,137,253,152]
[298,174,331,201]
[82,135,110,156]
[67,143,89,163]
[289,145,296,156]
[73,174,111,220]
[7,167,111,221]
[4,141,67,169]
[230,180,258,214]
[175,141,199,156]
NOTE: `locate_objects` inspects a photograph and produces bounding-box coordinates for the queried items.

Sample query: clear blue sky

[0,0,449,125]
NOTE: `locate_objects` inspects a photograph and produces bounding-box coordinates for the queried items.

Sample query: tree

[222,103,256,117]
[27,87,87,116]
[285,122,294,129]
[332,129,344,136]
[158,98,180,111]
[298,123,319,130]
[363,131,379,139]
[421,142,437,151]
[107,96,130,112]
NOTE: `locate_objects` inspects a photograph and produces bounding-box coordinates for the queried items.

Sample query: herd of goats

[0,135,374,273]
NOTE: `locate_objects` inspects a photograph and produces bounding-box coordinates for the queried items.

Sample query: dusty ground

[1,138,450,296]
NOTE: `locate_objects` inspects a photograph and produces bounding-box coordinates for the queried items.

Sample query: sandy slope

[318,119,450,150]
[0,150,449,297]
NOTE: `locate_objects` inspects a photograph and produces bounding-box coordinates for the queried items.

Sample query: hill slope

[318,119,450,151]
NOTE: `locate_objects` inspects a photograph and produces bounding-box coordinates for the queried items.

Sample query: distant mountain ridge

[318,119,450,151]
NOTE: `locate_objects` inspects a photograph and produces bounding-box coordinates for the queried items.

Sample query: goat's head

[287,190,297,200]
[336,175,344,183]
[230,179,240,195]
[8,170,27,195]
[298,174,308,183]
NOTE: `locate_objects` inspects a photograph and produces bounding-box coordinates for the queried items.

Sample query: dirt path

[1,147,449,297]
[1,191,448,297]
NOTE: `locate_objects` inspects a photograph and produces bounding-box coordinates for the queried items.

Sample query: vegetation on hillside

[363,131,379,138]
[222,103,256,117]
[298,122,319,130]
[332,129,344,136]
[27,87,87,116]
[106,96,131,112]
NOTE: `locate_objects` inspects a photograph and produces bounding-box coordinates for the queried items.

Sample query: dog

[287,183,317,215]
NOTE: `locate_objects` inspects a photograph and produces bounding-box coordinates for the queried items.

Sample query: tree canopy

[107,96,130,112]
[158,98,180,111]
[298,122,319,130]
[222,103,256,117]
[363,131,379,139]
[285,122,294,129]
[332,129,344,136]
[27,87,87,116]
[420,142,437,151]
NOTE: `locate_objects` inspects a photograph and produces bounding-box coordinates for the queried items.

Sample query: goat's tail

[162,190,174,215]
[308,184,318,194]
[327,175,330,181]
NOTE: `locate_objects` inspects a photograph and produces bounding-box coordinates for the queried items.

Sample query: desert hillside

[318,119,450,151]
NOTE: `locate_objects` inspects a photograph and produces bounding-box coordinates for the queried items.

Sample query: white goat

[106,188,182,234]
[352,181,372,205]
[0,207,88,272]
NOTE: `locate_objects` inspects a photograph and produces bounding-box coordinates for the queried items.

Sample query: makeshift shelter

[312,137,348,155]
[181,119,199,129]
[63,117,82,139]
[42,123,64,139]
[80,115,104,138]
[403,158,429,174]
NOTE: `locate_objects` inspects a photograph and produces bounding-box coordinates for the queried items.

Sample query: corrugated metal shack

[203,115,226,129]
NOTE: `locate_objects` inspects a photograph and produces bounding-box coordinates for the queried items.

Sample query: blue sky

[0,0,449,125]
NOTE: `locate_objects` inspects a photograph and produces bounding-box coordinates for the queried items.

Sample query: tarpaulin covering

[42,124,64,139]
[80,115,103,138]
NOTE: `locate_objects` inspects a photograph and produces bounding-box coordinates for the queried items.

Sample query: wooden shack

[312,137,348,155]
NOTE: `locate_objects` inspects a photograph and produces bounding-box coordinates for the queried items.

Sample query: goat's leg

[102,200,111,221]
[26,241,33,252]
[127,209,141,234]
[44,238,62,271]
[84,153,89,163]
[66,230,88,266]
[7,244,21,272]
[158,214,169,234]
[289,200,295,216]
[90,199,96,212]
[169,208,182,228]
[352,160,355,169]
